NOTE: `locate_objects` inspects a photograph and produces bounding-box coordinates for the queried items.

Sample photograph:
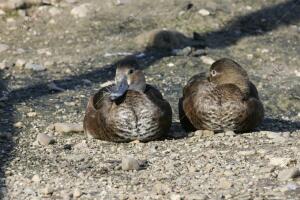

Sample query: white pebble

[198,9,210,16]
[122,156,140,171]
[71,4,90,18]
[37,133,55,145]
[200,56,215,65]
[54,122,83,134]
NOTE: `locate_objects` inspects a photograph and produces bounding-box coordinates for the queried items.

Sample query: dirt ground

[0,0,300,199]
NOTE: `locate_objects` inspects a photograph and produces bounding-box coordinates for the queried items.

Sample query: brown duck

[83,60,172,142]
[179,58,264,133]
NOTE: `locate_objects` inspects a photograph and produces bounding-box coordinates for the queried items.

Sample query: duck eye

[211,70,217,77]
[128,69,134,74]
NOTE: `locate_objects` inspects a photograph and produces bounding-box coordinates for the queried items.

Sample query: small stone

[269,157,293,167]
[167,63,175,67]
[27,112,37,117]
[170,193,181,200]
[153,182,171,195]
[25,63,46,71]
[277,167,300,181]
[115,0,131,6]
[61,191,72,200]
[63,144,72,150]
[121,156,140,171]
[82,79,92,85]
[0,44,9,53]
[24,188,36,196]
[73,188,82,198]
[218,178,232,189]
[41,185,54,196]
[48,7,61,16]
[247,54,254,60]
[48,82,65,92]
[0,9,5,15]
[71,4,90,18]
[225,130,235,136]
[31,174,41,183]
[54,123,83,133]
[15,59,26,68]
[238,150,256,156]
[198,9,210,16]
[37,133,55,145]
[194,130,214,138]
[172,46,192,56]
[44,61,54,67]
[0,62,6,70]
[13,122,23,128]
[200,56,215,65]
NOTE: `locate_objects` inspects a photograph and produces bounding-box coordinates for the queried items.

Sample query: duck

[179,58,264,133]
[83,59,172,142]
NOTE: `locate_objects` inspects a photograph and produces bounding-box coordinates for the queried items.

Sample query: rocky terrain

[0,0,299,199]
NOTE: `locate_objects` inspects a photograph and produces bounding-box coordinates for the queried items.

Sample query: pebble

[13,122,23,128]
[269,157,293,167]
[238,150,256,156]
[71,4,90,18]
[198,9,210,16]
[247,54,254,60]
[27,112,37,117]
[263,131,289,140]
[194,130,214,138]
[218,178,232,189]
[170,193,181,200]
[0,44,9,53]
[41,185,54,196]
[0,9,5,15]
[153,182,171,195]
[73,188,82,198]
[167,63,175,67]
[200,56,215,65]
[54,122,83,133]
[48,82,65,92]
[225,130,235,136]
[31,174,41,183]
[24,187,36,196]
[121,156,140,171]
[36,133,55,145]
[0,62,6,70]
[172,46,192,56]
[15,59,26,68]
[115,0,131,6]
[24,63,46,71]
[277,167,300,181]
[48,7,61,16]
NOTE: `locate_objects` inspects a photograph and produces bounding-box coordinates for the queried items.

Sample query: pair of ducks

[83,58,264,142]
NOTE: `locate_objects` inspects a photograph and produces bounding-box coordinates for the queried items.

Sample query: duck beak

[110,77,129,100]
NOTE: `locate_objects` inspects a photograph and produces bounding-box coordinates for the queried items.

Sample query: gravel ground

[0,0,300,199]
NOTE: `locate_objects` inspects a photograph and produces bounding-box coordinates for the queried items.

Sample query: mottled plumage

[179,58,264,133]
[83,61,172,142]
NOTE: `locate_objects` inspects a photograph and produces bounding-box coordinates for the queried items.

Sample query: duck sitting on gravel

[83,59,172,142]
[179,58,264,133]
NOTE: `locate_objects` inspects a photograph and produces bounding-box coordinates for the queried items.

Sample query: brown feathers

[179,58,264,133]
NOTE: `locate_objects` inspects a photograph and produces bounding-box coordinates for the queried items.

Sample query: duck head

[208,58,250,96]
[110,61,146,101]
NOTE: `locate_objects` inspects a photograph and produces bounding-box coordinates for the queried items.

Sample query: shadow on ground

[0,0,300,197]
[0,70,15,199]
[260,118,300,133]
